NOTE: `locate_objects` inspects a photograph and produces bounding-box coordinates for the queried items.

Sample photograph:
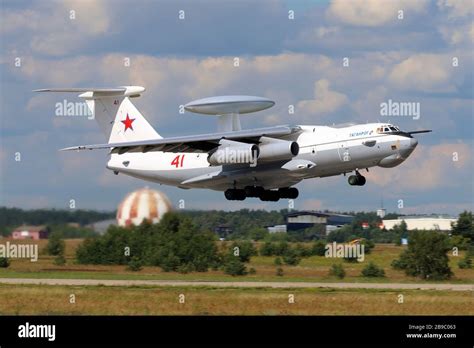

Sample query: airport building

[267,225,288,233]
[286,211,354,231]
[11,225,49,240]
[266,211,354,234]
[376,208,386,218]
[382,216,456,231]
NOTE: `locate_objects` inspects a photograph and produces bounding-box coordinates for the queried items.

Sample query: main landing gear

[348,170,366,186]
[224,186,298,201]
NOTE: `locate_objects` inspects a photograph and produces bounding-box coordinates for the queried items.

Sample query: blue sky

[0,0,473,214]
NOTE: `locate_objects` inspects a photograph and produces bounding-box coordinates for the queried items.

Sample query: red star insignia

[121,114,135,132]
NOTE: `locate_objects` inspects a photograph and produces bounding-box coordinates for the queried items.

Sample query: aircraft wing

[60,125,302,153]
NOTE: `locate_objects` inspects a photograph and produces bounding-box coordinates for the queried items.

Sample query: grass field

[0,239,473,284]
[0,283,472,315]
[1,239,473,315]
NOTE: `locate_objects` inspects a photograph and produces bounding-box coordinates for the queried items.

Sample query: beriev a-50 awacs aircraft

[35,86,431,201]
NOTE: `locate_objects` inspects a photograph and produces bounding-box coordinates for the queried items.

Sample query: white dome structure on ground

[117,187,172,227]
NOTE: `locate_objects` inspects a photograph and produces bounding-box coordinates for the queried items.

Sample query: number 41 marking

[171,155,185,168]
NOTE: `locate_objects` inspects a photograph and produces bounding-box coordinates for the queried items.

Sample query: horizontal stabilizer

[34,86,145,98]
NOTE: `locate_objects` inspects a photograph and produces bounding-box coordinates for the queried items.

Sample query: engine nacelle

[208,139,258,166]
[257,137,299,162]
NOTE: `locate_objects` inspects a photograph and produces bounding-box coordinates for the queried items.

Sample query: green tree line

[0,207,115,236]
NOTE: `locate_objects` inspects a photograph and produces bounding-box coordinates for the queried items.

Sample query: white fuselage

[107,123,418,191]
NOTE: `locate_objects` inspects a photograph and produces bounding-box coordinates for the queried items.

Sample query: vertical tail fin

[35,86,161,143]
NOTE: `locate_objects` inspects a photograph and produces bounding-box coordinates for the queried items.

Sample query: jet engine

[257,137,299,161]
[208,139,258,165]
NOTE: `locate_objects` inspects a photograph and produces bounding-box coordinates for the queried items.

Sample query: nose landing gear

[348,170,366,186]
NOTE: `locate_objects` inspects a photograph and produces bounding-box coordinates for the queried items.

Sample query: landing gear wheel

[278,187,299,199]
[235,189,246,200]
[244,186,264,198]
[224,189,246,200]
[224,189,234,200]
[259,190,280,201]
[348,174,366,186]
[348,175,358,185]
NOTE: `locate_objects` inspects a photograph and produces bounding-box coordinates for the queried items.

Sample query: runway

[0,278,472,291]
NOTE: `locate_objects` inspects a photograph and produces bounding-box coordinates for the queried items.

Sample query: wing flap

[180,171,226,185]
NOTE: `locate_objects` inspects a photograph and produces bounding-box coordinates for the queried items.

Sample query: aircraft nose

[399,137,418,159]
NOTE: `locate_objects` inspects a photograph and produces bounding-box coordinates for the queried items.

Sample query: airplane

[35,86,431,202]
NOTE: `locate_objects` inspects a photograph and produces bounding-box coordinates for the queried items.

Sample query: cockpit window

[377,125,400,134]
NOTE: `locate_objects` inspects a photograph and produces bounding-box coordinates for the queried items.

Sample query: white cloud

[299,199,324,211]
[1,0,112,56]
[297,79,348,118]
[30,32,87,57]
[439,23,474,45]
[63,0,111,35]
[388,54,454,92]
[21,55,102,86]
[1,194,52,209]
[327,0,428,27]
[262,113,282,126]
[371,66,386,80]
[0,10,43,34]
[297,26,339,43]
[18,53,342,128]
[437,0,474,18]
[21,51,469,132]
[351,85,388,120]
[365,142,471,190]
[396,202,473,215]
